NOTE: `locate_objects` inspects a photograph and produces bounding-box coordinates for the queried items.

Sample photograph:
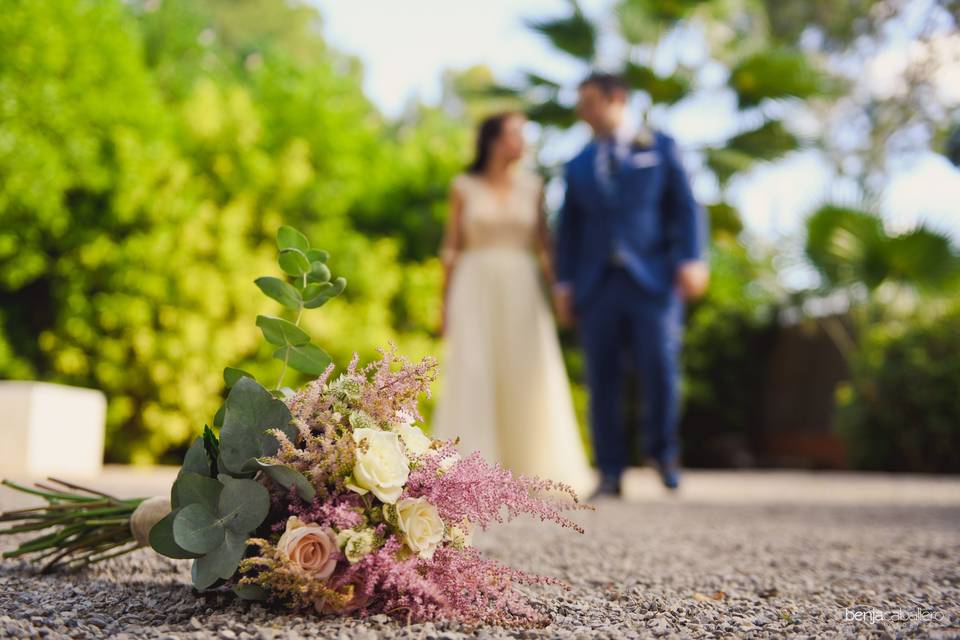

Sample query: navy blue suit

[554,131,707,478]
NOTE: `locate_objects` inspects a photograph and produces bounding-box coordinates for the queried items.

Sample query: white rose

[346,428,409,504]
[394,423,432,456]
[395,497,445,560]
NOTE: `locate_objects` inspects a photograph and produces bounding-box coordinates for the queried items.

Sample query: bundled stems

[0,478,145,573]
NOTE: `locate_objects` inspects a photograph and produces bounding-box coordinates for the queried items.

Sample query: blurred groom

[553,72,709,497]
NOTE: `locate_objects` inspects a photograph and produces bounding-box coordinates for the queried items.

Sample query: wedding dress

[431,170,595,497]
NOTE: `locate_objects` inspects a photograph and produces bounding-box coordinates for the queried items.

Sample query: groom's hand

[676,260,709,300]
[553,285,575,328]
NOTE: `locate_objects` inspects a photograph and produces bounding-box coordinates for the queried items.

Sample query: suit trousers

[577,265,684,478]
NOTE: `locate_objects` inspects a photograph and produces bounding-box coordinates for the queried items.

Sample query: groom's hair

[579,72,629,98]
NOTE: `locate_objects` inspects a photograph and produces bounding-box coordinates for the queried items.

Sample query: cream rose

[394,423,432,456]
[346,428,409,504]
[277,517,338,579]
[395,497,445,560]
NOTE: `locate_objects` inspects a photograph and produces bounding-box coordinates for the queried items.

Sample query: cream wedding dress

[431,170,595,497]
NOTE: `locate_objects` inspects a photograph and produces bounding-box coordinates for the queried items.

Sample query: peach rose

[277,517,338,579]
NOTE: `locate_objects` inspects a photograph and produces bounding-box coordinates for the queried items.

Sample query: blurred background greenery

[1,0,958,471]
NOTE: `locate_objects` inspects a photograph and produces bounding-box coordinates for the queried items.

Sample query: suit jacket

[555,131,708,309]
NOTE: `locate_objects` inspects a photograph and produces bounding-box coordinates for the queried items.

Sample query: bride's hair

[467,111,522,174]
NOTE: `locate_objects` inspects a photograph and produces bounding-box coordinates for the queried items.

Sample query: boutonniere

[632,126,655,149]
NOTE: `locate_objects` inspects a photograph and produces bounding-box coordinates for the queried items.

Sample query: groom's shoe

[654,458,681,491]
[588,474,622,500]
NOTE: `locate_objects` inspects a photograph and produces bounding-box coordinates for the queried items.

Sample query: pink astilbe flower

[405,441,591,534]
[287,490,366,532]
[323,535,562,627]
[357,345,437,426]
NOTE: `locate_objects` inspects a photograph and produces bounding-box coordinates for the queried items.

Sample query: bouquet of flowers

[1,226,589,627]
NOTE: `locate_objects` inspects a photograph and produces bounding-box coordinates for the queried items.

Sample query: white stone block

[0,381,106,478]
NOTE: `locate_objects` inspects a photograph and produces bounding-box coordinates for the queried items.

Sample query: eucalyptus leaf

[255,315,310,347]
[254,276,302,310]
[276,225,310,252]
[219,377,296,475]
[278,248,311,277]
[173,503,223,555]
[305,248,328,263]
[172,472,222,512]
[307,261,331,283]
[218,478,270,534]
[223,367,254,388]
[273,343,331,376]
[303,277,345,308]
[191,530,249,590]
[253,460,316,501]
[213,403,226,428]
[179,437,210,479]
[149,509,202,560]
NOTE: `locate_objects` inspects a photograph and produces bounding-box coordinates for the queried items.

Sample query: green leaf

[623,63,690,105]
[173,472,222,512]
[306,261,331,283]
[233,584,269,601]
[276,225,309,252]
[202,424,220,476]
[525,100,578,128]
[219,377,296,475]
[223,367,254,388]
[213,403,226,428]
[253,460,317,501]
[173,503,223,554]
[191,530,248,590]
[306,248,329,263]
[731,48,832,108]
[526,1,596,61]
[254,276,302,310]
[726,120,800,161]
[149,509,202,559]
[273,343,331,376]
[278,247,311,277]
[303,277,345,308]
[179,437,210,479]
[218,478,270,534]
[255,315,310,346]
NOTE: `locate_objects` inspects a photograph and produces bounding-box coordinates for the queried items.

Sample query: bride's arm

[439,179,466,335]
[534,185,556,288]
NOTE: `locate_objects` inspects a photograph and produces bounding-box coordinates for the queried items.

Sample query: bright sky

[310,0,960,287]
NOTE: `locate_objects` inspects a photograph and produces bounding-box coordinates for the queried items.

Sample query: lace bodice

[453,171,543,252]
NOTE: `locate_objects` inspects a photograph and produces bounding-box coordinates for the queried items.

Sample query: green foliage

[0,0,456,463]
[622,63,690,105]
[806,205,960,292]
[526,0,597,62]
[730,49,832,108]
[837,305,960,472]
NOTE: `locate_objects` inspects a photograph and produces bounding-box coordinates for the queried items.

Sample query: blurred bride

[431,111,594,497]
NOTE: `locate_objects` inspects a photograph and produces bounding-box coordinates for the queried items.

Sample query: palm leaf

[526,99,579,128]
[623,62,690,104]
[805,205,888,289]
[726,120,801,161]
[730,48,832,108]
[705,148,755,186]
[526,0,597,62]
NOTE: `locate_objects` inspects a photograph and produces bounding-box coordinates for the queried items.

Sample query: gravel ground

[1,469,958,639]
